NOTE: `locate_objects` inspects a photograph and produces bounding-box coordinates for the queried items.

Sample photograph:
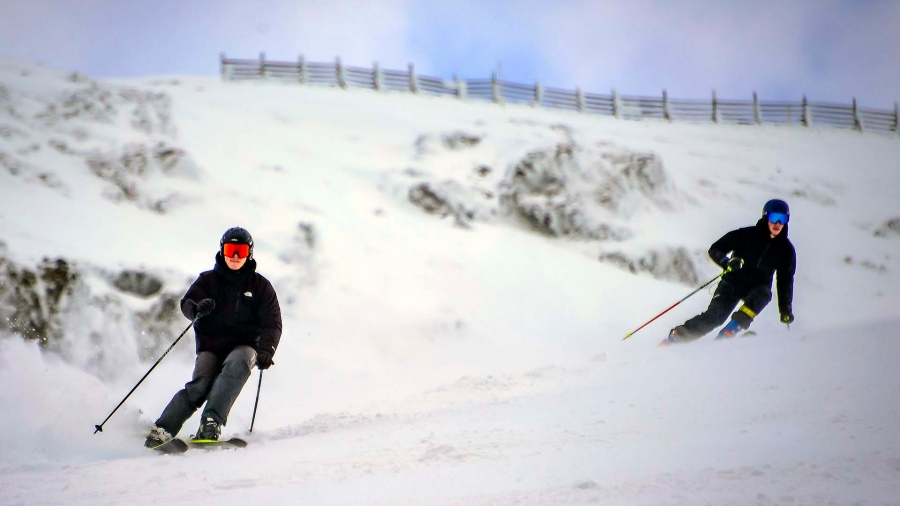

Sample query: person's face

[225,253,247,270]
[222,243,250,270]
[768,220,784,237]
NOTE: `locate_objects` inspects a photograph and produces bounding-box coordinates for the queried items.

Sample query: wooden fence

[220,53,900,136]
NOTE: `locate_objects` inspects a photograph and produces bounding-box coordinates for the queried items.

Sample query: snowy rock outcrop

[85,141,199,213]
[498,143,671,240]
[0,61,199,212]
[402,125,697,282]
[0,256,78,346]
[598,247,700,286]
[875,217,900,238]
[407,130,674,236]
[0,253,190,375]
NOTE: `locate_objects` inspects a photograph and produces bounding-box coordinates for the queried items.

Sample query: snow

[1,58,899,505]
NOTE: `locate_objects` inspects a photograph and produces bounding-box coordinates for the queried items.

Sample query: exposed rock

[498,142,648,239]
[874,217,900,238]
[0,151,23,176]
[475,165,492,177]
[85,142,196,211]
[598,247,700,285]
[409,182,452,216]
[405,133,674,242]
[134,292,185,360]
[279,222,318,265]
[48,138,75,154]
[0,257,79,346]
[273,222,319,292]
[297,222,317,249]
[415,131,482,157]
[408,182,479,227]
[35,82,174,137]
[442,131,481,150]
[594,152,669,213]
[0,255,192,369]
[113,270,164,297]
[120,88,173,135]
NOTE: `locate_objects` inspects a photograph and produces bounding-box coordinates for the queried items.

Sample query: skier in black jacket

[664,199,796,344]
[145,227,282,447]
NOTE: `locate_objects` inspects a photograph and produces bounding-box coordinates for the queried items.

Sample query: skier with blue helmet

[664,199,796,343]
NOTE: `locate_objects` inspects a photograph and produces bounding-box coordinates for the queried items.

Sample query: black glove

[256,350,274,370]
[192,298,215,319]
[725,257,743,272]
[780,312,794,325]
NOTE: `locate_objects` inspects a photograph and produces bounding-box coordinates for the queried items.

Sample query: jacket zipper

[757,242,772,269]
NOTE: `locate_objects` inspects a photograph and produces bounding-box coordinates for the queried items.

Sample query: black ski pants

[681,280,771,339]
[155,345,256,437]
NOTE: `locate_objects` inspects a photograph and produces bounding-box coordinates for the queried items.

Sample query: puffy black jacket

[180,253,282,358]
[708,218,796,315]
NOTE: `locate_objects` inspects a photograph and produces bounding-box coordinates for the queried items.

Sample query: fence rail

[220,53,900,136]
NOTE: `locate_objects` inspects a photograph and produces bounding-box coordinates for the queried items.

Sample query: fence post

[753,91,761,124]
[298,55,307,84]
[535,81,542,108]
[336,57,347,89]
[374,62,382,91]
[711,89,718,124]
[662,89,671,121]
[852,97,862,132]
[259,52,266,78]
[576,87,584,112]
[491,72,504,105]
[455,74,466,100]
[612,89,619,118]
[408,63,418,94]
[802,95,810,127]
[894,102,899,135]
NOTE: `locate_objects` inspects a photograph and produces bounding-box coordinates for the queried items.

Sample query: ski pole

[249,370,263,433]
[94,318,197,434]
[623,272,724,340]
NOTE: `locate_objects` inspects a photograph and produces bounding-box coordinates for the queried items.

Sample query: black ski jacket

[180,253,282,358]
[708,218,796,315]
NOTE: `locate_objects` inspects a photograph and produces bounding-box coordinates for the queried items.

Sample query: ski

[148,437,189,454]
[660,330,757,346]
[714,330,757,340]
[187,437,248,450]
[148,437,247,454]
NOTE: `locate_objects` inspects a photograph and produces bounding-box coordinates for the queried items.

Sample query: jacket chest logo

[243,292,253,297]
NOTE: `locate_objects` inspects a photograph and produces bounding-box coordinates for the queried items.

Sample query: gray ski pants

[154,345,256,437]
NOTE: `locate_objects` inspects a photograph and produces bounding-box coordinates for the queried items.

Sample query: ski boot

[194,417,221,441]
[144,426,174,449]
[660,326,689,347]
[715,319,744,339]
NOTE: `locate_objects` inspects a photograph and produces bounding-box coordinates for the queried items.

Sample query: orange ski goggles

[223,243,251,259]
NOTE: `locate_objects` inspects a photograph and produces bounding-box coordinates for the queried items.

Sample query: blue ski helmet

[762,199,790,224]
[220,227,254,257]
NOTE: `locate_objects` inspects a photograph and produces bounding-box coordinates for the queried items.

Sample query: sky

[1,0,898,108]
[0,57,899,504]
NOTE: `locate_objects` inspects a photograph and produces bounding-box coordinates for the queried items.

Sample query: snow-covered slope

[1,59,898,505]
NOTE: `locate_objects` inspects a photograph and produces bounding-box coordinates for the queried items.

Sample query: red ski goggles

[223,243,251,258]
[767,212,789,225]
